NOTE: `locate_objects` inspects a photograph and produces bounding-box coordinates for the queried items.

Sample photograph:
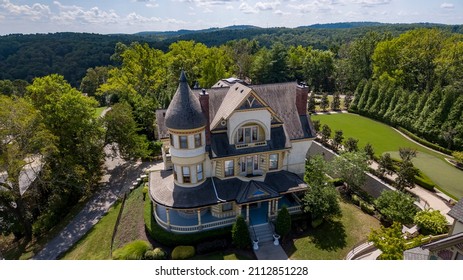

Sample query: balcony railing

[235,141,267,149]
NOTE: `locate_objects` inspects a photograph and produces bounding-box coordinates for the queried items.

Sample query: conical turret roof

[165,71,206,130]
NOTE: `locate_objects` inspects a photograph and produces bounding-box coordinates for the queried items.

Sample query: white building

[149,71,315,234]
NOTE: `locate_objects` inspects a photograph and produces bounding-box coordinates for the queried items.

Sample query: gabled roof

[156,81,315,141]
[236,180,279,204]
[448,199,463,223]
[164,71,206,130]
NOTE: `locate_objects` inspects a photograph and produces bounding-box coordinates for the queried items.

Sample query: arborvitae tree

[356,79,372,112]
[344,137,359,152]
[383,87,401,123]
[320,92,329,112]
[331,92,341,111]
[333,130,344,152]
[369,81,386,118]
[414,87,442,136]
[232,215,251,249]
[308,92,316,112]
[321,124,332,146]
[377,82,395,117]
[350,79,367,111]
[275,206,291,238]
[364,82,379,114]
[344,91,353,110]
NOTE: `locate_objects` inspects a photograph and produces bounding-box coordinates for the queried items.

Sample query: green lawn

[312,113,463,199]
[94,106,107,118]
[61,201,121,260]
[284,201,380,260]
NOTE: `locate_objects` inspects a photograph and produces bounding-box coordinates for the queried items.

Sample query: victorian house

[149,71,315,237]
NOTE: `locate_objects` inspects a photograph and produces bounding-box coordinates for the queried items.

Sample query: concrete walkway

[33,147,160,260]
[254,242,288,260]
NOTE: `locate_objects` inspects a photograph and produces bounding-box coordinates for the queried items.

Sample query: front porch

[153,194,303,233]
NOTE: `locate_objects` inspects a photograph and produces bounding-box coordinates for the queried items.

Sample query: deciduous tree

[374,190,418,224]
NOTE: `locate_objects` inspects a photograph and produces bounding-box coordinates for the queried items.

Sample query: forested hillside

[1,23,462,87]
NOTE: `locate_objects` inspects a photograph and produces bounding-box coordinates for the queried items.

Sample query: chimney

[296,82,309,116]
[199,89,211,145]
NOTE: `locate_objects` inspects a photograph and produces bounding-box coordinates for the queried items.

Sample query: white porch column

[267,200,272,218]
[275,200,279,213]
[166,208,171,229]
[197,209,202,229]
[246,204,250,224]
[237,206,242,217]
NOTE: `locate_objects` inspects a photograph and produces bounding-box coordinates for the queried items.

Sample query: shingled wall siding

[307,141,394,198]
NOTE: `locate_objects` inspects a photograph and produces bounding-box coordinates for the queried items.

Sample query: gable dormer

[210,83,282,148]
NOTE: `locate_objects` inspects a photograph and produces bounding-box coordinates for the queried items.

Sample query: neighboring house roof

[448,199,463,223]
[0,156,42,195]
[403,247,430,260]
[156,81,315,142]
[421,232,463,252]
[164,71,206,130]
[149,170,307,209]
[211,77,247,88]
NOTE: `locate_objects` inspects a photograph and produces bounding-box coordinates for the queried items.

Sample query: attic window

[247,97,255,107]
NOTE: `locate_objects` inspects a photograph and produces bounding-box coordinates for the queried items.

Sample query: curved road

[33,146,158,260]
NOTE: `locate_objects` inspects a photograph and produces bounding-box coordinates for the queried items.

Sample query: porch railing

[286,205,302,214]
[153,207,236,233]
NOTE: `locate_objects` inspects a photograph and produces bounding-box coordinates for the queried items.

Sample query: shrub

[232,215,251,249]
[196,239,228,255]
[351,194,361,206]
[311,218,323,228]
[112,240,152,260]
[414,210,449,235]
[144,248,167,260]
[275,206,291,237]
[171,246,195,260]
[360,201,375,215]
[375,190,418,224]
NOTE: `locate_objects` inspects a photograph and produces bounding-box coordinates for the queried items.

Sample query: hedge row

[397,127,452,155]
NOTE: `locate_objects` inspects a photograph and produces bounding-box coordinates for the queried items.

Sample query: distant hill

[304,22,385,29]
[1,23,462,87]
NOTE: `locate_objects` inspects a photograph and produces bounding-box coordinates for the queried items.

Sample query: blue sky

[0,0,461,35]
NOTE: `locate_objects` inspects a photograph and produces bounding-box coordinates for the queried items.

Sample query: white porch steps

[250,223,274,244]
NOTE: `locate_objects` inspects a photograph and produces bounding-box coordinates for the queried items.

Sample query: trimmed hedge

[397,127,452,155]
[171,246,195,260]
[414,174,435,191]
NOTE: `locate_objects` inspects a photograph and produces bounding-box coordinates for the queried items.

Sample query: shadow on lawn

[284,219,347,257]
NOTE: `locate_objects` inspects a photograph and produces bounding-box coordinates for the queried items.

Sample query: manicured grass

[94,106,107,118]
[312,113,463,199]
[61,201,121,260]
[284,200,380,260]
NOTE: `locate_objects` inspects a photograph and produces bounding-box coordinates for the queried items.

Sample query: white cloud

[440,2,454,9]
[133,0,159,7]
[353,0,391,8]
[173,0,238,8]
[289,0,343,13]
[274,9,290,16]
[0,0,51,20]
[126,12,160,25]
[239,2,258,13]
[255,1,281,11]
[226,5,234,10]
[52,1,119,25]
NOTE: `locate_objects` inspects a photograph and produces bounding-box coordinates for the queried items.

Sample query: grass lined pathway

[312,113,463,199]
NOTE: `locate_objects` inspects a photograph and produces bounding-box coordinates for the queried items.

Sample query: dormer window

[237,126,258,144]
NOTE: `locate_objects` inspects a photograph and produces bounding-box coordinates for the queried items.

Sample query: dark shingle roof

[210,126,288,158]
[164,71,206,130]
[149,170,307,208]
[156,81,315,141]
[448,198,463,223]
